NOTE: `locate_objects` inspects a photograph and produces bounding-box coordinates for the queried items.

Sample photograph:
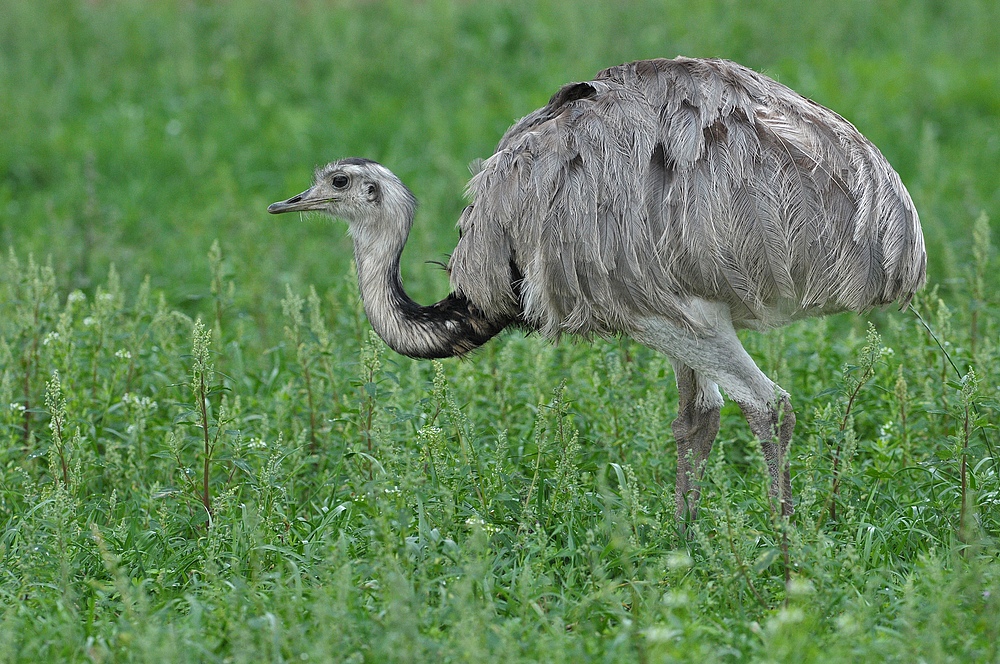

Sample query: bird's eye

[331,174,350,189]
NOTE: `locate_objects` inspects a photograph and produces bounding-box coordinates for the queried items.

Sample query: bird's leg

[632,302,797,521]
[738,392,796,517]
[671,360,722,524]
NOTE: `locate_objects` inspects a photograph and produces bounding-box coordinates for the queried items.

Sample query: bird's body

[269,57,925,521]
[453,58,923,338]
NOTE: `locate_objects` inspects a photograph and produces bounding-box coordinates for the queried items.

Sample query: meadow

[1,0,999,661]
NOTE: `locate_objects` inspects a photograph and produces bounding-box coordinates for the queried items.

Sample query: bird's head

[267,158,416,241]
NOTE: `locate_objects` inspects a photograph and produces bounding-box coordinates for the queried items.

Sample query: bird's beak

[267,187,330,214]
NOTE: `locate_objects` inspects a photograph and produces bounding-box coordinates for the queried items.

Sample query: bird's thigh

[669,358,723,413]
[632,306,779,412]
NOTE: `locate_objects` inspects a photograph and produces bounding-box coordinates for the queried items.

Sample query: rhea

[268,57,925,520]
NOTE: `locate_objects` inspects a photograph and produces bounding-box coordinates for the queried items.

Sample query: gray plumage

[268,57,925,522]
[452,57,924,337]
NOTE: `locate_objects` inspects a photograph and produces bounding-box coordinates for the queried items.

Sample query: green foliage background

[1,1,999,661]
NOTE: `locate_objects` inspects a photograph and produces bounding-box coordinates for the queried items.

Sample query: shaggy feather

[455,57,925,335]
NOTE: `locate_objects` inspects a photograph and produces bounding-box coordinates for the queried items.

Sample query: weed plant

[2,1,999,661]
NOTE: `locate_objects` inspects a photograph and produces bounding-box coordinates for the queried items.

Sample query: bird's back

[449,57,925,337]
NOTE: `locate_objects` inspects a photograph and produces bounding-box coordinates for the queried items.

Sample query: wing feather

[452,57,925,336]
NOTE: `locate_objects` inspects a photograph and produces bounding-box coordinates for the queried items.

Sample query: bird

[268,57,925,522]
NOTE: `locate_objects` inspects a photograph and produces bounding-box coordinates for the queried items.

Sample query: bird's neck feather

[349,206,502,359]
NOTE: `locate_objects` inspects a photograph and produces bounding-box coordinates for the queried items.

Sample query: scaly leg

[671,360,722,522]
[633,300,796,520]
[738,393,795,516]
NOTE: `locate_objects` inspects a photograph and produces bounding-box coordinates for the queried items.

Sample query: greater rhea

[268,57,925,520]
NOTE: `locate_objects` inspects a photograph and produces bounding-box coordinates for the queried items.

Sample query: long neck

[351,212,507,360]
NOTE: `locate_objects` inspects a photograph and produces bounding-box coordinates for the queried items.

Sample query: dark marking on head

[338,157,379,167]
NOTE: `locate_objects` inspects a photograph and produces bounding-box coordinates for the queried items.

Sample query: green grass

[2,0,999,661]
